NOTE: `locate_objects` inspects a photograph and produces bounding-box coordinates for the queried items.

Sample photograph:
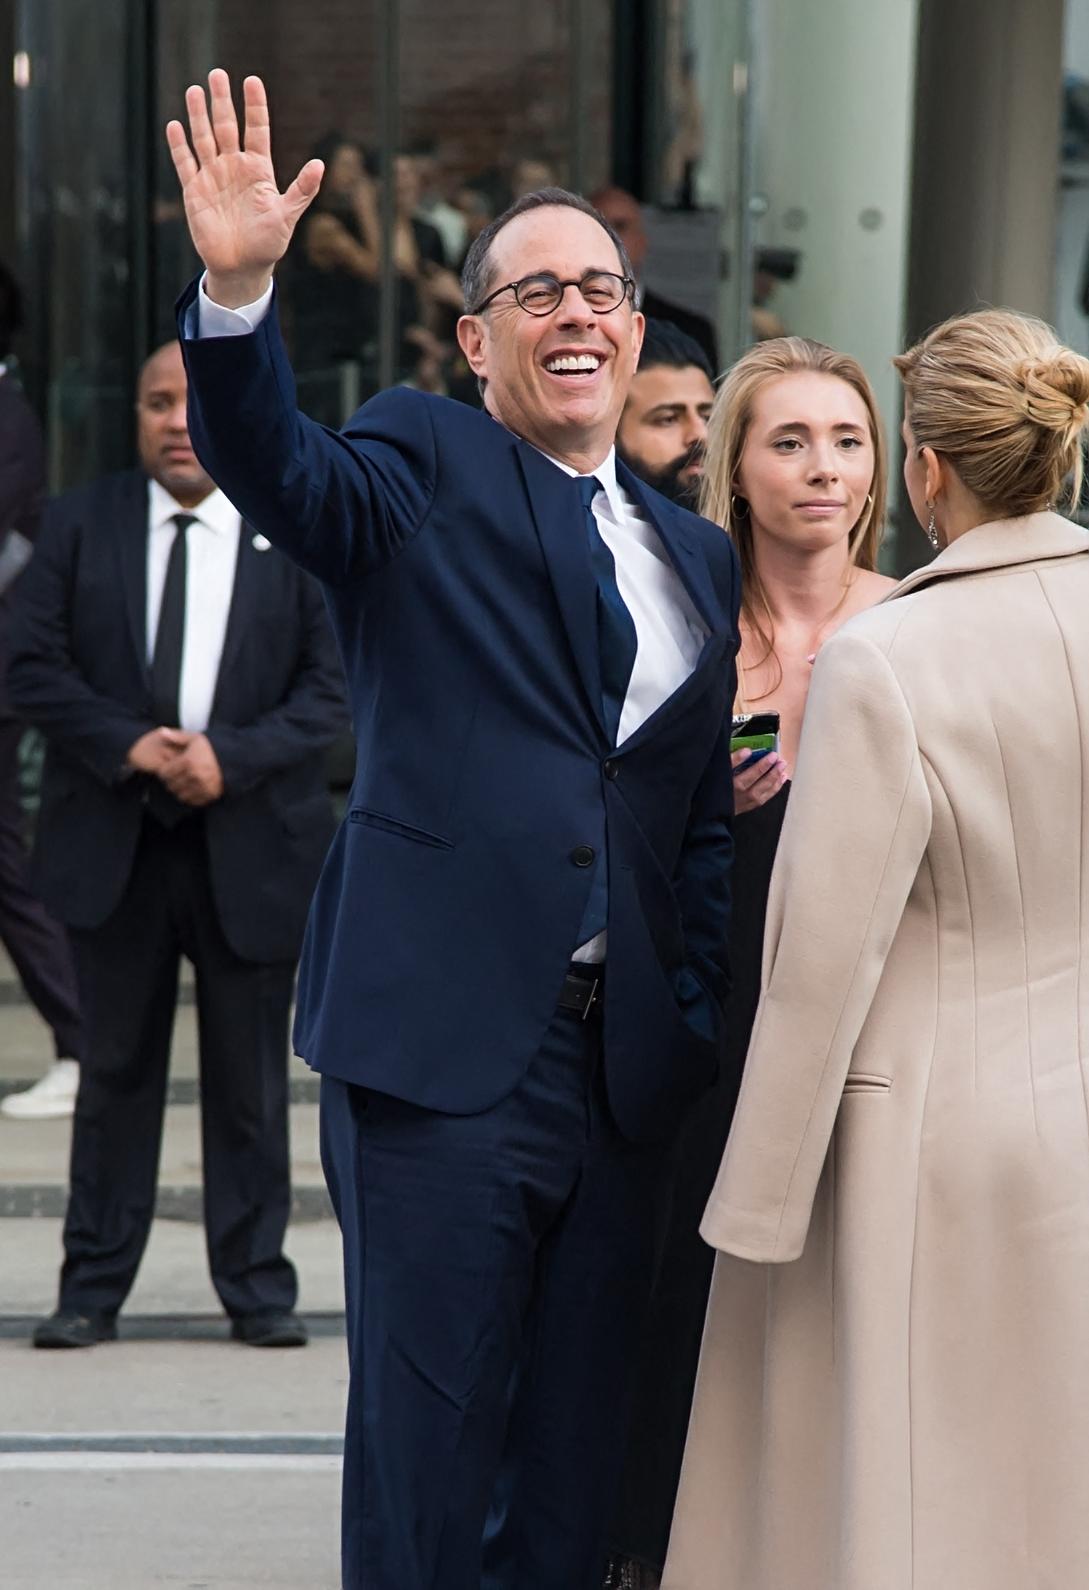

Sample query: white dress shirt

[542,450,708,743]
[147,479,241,733]
[191,278,709,957]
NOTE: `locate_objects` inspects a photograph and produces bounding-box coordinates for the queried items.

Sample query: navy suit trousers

[319,999,670,1590]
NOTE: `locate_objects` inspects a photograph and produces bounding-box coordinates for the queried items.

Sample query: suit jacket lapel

[209,521,250,719]
[619,629,730,755]
[515,443,606,738]
[117,473,151,684]
[610,461,733,750]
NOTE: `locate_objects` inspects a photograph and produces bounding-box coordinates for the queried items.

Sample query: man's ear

[630,308,645,372]
[457,315,488,378]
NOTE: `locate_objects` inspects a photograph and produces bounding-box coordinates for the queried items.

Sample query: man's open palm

[166,70,323,302]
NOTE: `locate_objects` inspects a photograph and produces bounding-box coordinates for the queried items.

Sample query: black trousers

[320,997,670,1590]
[59,815,298,1320]
[0,719,82,1059]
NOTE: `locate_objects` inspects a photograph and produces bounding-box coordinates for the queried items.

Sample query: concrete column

[905,0,1064,341]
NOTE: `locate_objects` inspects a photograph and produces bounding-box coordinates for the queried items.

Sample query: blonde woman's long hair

[894,308,1089,516]
[700,337,887,699]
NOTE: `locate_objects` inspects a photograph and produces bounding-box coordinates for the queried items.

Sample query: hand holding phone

[730,712,788,813]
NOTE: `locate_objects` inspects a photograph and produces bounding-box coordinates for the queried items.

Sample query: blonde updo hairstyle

[894,309,1089,516]
[700,337,887,687]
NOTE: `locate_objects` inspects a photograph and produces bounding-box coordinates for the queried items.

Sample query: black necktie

[574,476,638,948]
[577,476,638,744]
[145,513,196,828]
[150,513,196,727]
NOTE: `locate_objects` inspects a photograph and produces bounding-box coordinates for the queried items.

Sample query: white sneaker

[0,1060,80,1120]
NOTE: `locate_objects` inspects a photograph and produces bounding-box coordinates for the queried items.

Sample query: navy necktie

[573,476,638,949]
[577,476,637,745]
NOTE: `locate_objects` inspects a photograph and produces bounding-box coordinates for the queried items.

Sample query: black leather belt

[557,963,604,1020]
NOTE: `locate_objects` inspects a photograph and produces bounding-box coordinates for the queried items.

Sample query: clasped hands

[127,728,224,806]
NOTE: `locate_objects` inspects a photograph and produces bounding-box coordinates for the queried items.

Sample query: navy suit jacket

[178,284,740,1141]
[6,469,347,963]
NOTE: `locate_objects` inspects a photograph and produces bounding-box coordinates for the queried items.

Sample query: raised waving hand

[166,70,323,307]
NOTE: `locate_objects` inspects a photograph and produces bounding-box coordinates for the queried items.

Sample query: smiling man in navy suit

[168,70,739,1590]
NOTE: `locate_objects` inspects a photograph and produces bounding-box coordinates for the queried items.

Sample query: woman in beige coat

[662,309,1089,1590]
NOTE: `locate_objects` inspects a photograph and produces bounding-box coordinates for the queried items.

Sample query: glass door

[643,0,754,373]
[13,0,148,486]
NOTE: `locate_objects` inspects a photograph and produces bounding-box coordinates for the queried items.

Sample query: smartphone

[730,711,781,767]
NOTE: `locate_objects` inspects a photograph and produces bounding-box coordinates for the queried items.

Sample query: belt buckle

[580,975,601,1022]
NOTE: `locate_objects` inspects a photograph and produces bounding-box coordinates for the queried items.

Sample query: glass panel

[152,1,215,347]
[376,0,613,407]
[14,0,140,488]
[152,0,612,419]
[11,0,618,481]
[640,0,753,376]
[153,0,385,425]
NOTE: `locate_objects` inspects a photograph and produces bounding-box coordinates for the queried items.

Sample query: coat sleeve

[700,627,931,1262]
[177,281,438,587]
[204,575,348,796]
[6,504,156,784]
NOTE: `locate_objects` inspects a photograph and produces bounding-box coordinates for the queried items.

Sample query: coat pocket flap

[347,808,454,850]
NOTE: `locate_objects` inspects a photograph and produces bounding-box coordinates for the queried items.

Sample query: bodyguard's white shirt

[192,278,709,956]
[146,478,241,733]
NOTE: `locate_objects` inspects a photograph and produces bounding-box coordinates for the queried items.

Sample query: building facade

[0,0,1080,571]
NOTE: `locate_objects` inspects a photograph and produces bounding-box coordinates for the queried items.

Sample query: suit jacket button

[570,845,595,867]
[603,759,619,780]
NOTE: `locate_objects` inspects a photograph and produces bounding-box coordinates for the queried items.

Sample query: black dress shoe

[230,1311,308,1348]
[33,1310,118,1349]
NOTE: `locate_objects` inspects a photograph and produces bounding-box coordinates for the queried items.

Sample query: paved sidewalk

[0,1094,332,1219]
[0,947,349,1588]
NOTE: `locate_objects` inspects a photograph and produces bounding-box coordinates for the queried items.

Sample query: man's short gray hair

[460,187,635,314]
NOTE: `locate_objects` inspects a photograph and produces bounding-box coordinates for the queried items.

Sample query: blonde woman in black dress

[606,337,895,1590]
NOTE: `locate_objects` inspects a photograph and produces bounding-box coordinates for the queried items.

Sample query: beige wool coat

[662,512,1089,1590]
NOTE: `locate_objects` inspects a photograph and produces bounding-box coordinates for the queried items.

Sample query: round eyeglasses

[470,270,635,318]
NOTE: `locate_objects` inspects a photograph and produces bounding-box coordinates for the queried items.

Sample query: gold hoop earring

[731,493,748,519]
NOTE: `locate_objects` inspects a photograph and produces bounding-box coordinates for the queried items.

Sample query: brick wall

[173,0,613,198]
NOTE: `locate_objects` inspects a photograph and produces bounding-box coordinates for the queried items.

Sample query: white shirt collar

[148,478,240,537]
[532,443,628,521]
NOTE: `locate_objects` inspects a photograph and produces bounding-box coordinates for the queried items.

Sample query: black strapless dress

[608,783,791,1574]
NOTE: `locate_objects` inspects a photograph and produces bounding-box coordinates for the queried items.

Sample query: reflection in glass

[15,0,139,487]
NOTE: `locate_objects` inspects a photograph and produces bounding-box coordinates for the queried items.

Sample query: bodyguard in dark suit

[0,263,85,1119]
[168,72,739,1589]
[7,340,346,1349]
